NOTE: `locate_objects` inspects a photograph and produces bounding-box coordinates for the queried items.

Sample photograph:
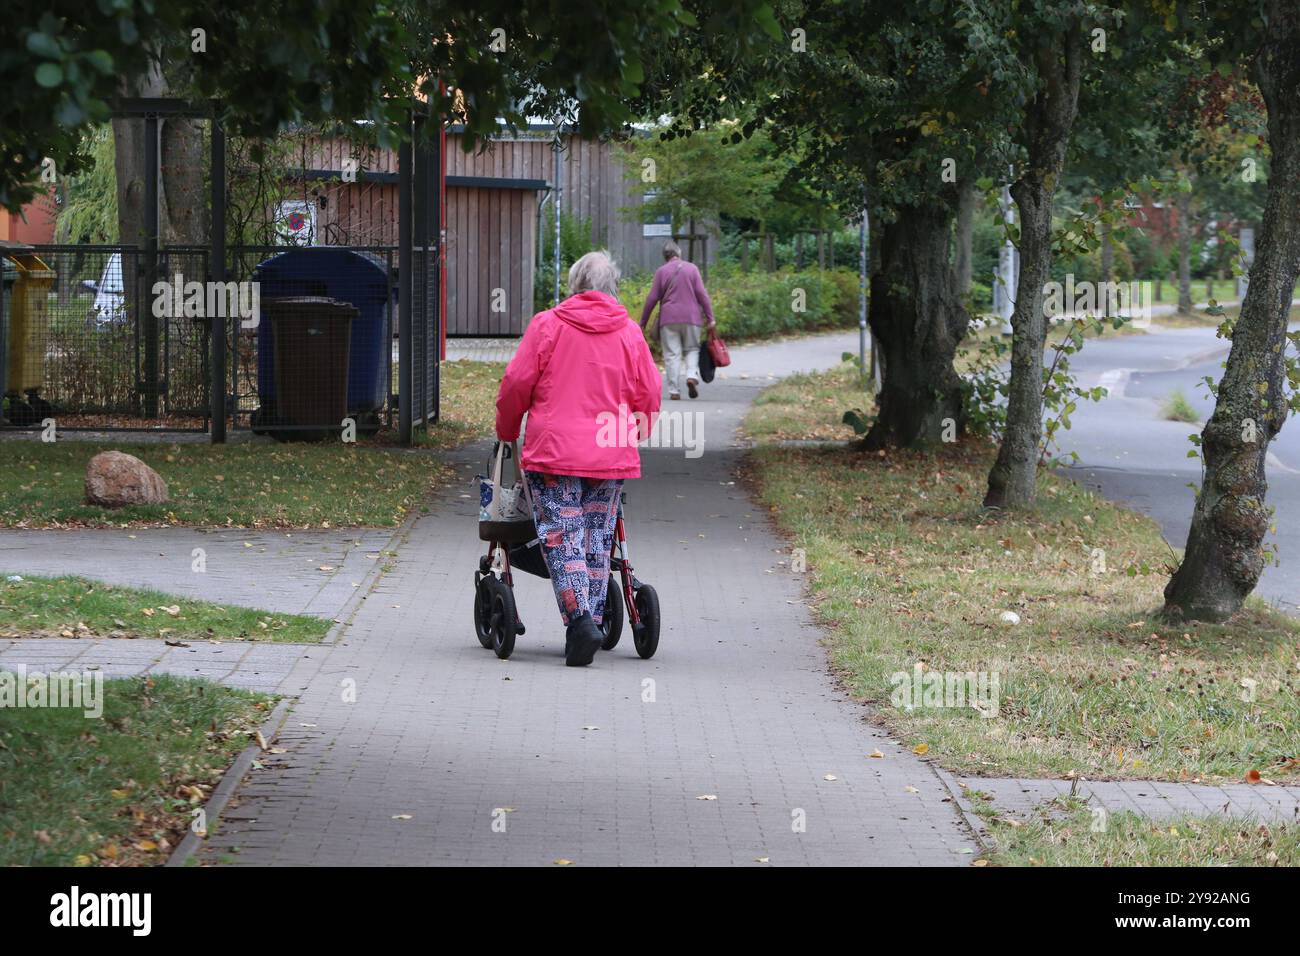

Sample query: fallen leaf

[391,814,413,821]
[913,743,930,755]
[823,774,838,781]
[696,794,718,801]
[868,749,885,759]
[553,858,574,866]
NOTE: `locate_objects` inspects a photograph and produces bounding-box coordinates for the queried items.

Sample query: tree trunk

[861,202,968,449]
[112,63,164,246]
[984,29,1083,509]
[160,117,208,245]
[1099,219,1113,315]
[1176,190,1193,314]
[1163,4,1300,621]
[954,178,975,297]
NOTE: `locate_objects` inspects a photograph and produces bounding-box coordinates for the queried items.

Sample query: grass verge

[0,441,444,529]
[413,359,506,450]
[1162,390,1201,423]
[977,796,1298,866]
[0,575,330,643]
[0,673,271,866]
[743,367,1300,785]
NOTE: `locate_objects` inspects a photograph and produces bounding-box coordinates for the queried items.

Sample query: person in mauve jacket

[496,251,662,666]
[639,240,716,400]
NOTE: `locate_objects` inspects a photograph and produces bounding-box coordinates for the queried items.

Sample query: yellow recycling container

[6,253,56,393]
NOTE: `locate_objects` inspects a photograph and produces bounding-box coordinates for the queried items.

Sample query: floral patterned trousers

[525,472,623,626]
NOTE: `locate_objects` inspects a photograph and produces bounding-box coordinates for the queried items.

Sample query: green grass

[1162,390,1200,423]
[0,575,331,642]
[0,673,271,866]
[413,359,507,450]
[741,362,867,443]
[1133,277,1300,308]
[744,367,1300,785]
[981,797,1299,866]
[0,441,444,528]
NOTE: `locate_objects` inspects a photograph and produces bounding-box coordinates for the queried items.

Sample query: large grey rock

[85,451,169,508]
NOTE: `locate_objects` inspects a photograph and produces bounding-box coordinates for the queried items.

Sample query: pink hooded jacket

[496,291,662,479]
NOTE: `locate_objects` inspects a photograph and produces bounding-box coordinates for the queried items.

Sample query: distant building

[0,189,57,245]
[299,124,715,336]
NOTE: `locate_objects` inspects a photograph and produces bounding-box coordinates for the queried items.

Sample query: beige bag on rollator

[477,441,538,543]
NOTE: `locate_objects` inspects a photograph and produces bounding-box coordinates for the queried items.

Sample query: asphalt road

[1057,322,1300,614]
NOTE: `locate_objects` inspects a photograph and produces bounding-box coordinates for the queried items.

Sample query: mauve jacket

[639,257,715,329]
[496,290,662,479]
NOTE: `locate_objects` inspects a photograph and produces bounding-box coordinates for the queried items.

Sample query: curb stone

[166,696,294,867]
[167,505,424,866]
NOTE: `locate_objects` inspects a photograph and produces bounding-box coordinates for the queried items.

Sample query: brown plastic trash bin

[263,296,357,440]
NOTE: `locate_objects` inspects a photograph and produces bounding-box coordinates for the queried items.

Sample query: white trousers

[660,323,702,395]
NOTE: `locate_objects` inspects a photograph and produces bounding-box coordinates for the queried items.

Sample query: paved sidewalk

[198,334,979,866]
[944,773,1300,826]
[0,527,393,688]
[0,528,392,617]
[0,637,306,693]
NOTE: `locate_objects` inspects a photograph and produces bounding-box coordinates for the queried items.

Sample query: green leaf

[26,32,61,59]
[86,50,115,74]
[34,62,63,87]
[753,4,783,41]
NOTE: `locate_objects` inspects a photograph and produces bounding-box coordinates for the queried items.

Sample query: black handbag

[699,336,717,383]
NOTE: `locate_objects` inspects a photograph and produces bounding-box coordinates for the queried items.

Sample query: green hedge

[619,266,861,345]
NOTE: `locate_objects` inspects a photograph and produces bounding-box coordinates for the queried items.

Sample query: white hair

[568,250,620,297]
[662,240,681,261]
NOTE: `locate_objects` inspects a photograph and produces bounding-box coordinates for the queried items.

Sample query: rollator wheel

[487,577,518,660]
[473,573,495,649]
[600,574,624,650]
[633,584,660,660]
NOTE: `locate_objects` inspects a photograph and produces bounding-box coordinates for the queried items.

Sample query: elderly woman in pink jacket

[639,240,716,399]
[496,251,662,666]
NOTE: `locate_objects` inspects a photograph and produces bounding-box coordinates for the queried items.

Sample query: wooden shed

[296,125,714,336]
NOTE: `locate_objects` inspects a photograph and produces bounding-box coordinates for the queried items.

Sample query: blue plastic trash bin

[253,248,393,419]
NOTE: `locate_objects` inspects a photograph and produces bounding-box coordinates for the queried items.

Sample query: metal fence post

[210,119,227,443]
[431,113,442,423]
[414,114,428,431]
[0,248,7,420]
[143,112,160,418]
[398,116,413,445]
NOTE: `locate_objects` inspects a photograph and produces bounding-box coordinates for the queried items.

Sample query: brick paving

[0,527,393,617]
[943,773,1300,826]
[197,334,980,865]
[0,637,307,693]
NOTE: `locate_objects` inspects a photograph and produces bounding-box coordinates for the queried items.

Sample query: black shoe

[687,379,699,399]
[565,612,603,667]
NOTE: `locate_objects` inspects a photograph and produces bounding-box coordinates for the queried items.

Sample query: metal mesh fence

[3,241,436,440]
[410,244,440,428]
[2,244,209,431]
